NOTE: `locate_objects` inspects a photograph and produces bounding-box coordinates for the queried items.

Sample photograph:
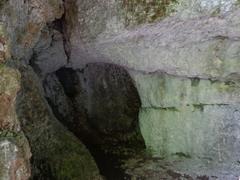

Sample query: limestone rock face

[129,71,240,161]
[32,28,68,77]
[73,63,141,134]
[0,65,31,180]
[16,66,101,180]
[0,0,64,60]
[1,0,240,179]
[0,0,102,179]
[66,0,240,80]
[64,0,240,176]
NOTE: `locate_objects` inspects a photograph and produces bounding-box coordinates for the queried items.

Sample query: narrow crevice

[48,16,71,62]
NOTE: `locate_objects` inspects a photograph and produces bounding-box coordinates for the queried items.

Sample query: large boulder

[43,63,143,143]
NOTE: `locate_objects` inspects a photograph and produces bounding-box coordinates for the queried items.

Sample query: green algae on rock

[122,0,177,26]
[130,71,240,161]
[169,0,239,19]
[0,65,31,180]
[16,66,101,180]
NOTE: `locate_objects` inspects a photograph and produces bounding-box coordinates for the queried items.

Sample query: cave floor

[122,156,240,180]
[89,144,240,180]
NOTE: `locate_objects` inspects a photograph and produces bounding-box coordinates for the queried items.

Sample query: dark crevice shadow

[44,63,146,179]
[15,65,101,180]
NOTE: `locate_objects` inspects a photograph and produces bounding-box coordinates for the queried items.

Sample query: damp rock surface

[1,0,240,179]
[76,63,141,134]
[45,63,142,138]
[16,65,101,180]
[43,63,145,179]
[0,65,31,180]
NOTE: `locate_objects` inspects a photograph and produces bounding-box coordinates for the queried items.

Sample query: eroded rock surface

[16,65,101,180]
[42,63,145,179]
[62,0,240,178]
[1,0,240,179]
[0,0,102,179]
[0,65,31,180]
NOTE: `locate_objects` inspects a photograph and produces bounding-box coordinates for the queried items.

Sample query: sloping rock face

[0,65,31,180]
[16,66,100,180]
[63,0,240,178]
[0,0,101,179]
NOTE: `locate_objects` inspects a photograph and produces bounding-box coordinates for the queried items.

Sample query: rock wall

[43,63,144,149]
[1,0,240,179]
[0,65,31,180]
[0,0,101,179]
[64,0,240,164]
[132,72,240,160]
[16,65,101,179]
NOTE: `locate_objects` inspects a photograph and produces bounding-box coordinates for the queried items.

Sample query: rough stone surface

[76,63,141,134]
[62,0,240,178]
[1,0,240,179]
[140,105,240,160]
[131,72,240,108]
[0,65,31,180]
[44,63,142,140]
[43,73,74,125]
[171,0,239,19]
[128,72,240,173]
[16,65,101,180]
[31,28,68,77]
[0,0,64,61]
[70,9,240,80]
[0,0,104,179]
[66,0,240,80]
[123,156,240,179]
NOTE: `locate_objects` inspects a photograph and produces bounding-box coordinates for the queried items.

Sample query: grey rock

[32,29,68,76]
[16,65,101,179]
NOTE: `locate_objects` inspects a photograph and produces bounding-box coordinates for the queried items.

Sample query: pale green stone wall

[131,72,240,160]
[139,105,240,160]
[169,0,239,18]
[131,73,240,108]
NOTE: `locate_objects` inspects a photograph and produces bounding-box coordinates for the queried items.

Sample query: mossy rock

[121,0,177,26]
[0,0,8,9]
[16,66,101,179]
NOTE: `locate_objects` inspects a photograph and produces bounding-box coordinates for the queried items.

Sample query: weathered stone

[31,28,68,77]
[66,1,240,81]
[61,2,240,177]
[16,65,101,179]
[171,0,239,19]
[43,73,74,124]
[140,104,240,161]
[131,72,240,108]
[0,0,64,61]
[0,0,103,179]
[1,0,240,178]
[130,71,240,163]
[77,63,141,134]
[0,139,31,180]
[123,155,240,179]
[51,63,142,139]
[0,65,31,180]
[0,66,20,130]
